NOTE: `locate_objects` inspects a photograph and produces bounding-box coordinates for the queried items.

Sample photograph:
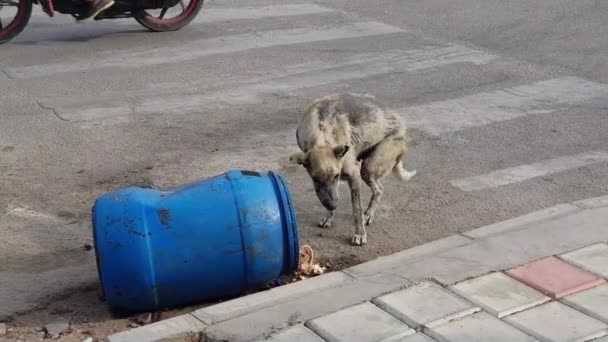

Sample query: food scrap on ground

[294,245,326,280]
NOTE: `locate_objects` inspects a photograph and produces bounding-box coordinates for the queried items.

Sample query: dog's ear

[289,152,309,165]
[333,145,350,159]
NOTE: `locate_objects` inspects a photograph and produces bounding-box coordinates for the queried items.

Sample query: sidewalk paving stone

[506,256,606,299]
[504,301,608,342]
[263,325,326,342]
[560,243,608,279]
[562,284,608,323]
[306,302,415,342]
[449,272,549,318]
[387,333,436,342]
[425,311,536,342]
[373,282,479,329]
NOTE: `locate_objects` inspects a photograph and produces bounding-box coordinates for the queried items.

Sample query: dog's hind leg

[362,179,382,226]
[361,136,414,225]
[318,210,335,228]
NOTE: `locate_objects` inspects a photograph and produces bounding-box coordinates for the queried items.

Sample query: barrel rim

[268,171,300,274]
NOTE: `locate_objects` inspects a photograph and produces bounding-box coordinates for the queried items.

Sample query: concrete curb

[105,314,206,342]
[193,271,353,325]
[462,203,582,239]
[105,195,608,342]
[573,195,608,209]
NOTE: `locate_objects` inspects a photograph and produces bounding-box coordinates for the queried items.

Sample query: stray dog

[289,93,416,246]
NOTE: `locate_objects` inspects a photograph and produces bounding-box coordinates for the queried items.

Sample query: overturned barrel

[92,170,299,312]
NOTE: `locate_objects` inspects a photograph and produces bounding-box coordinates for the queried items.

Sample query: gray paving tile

[562,283,608,323]
[449,272,549,317]
[504,301,608,342]
[383,333,436,342]
[265,325,325,342]
[426,311,536,342]
[561,243,608,279]
[306,302,414,342]
[373,282,479,328]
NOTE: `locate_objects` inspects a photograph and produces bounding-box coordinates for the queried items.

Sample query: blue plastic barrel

[92,170,299,312]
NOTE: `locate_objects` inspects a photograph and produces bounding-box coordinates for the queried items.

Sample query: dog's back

[296,93,405,157]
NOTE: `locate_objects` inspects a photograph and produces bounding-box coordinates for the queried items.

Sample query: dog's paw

[318,216,334,229]
[351,233,367,246]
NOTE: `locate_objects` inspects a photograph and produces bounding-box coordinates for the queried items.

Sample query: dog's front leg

[318,210,335,228]
[347,174,367,246]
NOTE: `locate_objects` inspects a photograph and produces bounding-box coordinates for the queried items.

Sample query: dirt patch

[0,287,216,342]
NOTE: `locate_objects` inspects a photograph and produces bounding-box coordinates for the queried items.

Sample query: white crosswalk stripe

[12,1,608,192]
[401,77,608,136]
[7,21,405,79]
[30,3,335,23]
[40,44,497,123]
[169,4,336,24]
[451,151,608,192]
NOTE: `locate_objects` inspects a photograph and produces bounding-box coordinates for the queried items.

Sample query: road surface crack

[0,67,13,80]
[35,100,70,122]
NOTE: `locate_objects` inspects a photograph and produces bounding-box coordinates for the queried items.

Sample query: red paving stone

[506,256,606,299]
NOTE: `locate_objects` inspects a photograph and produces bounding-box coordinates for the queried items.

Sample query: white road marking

[190,4,335,24]
[8,21,405,79]
[451,151,608,192]
[38,44,496,125]
[30,3,334,20]
[401,77,608,135]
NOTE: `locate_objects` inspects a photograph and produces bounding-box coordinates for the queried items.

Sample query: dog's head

[290,145,350,211]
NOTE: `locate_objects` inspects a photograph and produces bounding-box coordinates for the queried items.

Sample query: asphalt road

[1,0,607,319]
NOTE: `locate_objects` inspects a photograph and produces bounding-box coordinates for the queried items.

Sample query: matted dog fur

[290,93,416,246]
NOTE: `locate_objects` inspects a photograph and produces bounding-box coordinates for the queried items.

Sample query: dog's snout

[314,183,338,211]
[321,198,338,211]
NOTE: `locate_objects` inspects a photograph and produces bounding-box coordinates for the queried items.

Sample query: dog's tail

[393,160,417,181]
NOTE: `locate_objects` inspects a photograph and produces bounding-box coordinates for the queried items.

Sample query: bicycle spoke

[158,7,167,19]
[0,0,18,6]
[179,0,184,11]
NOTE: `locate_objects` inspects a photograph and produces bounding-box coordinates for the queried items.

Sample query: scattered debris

[134,312,153,325]
[293,245,326,281]
[82,244,93,251]
[44,318,70,339]
[128,322,140,328]
[151,311,163,323]
[82,337,94,342]
[0,323,6,336]
[268,279,284,288]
